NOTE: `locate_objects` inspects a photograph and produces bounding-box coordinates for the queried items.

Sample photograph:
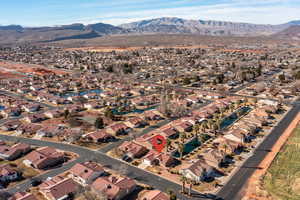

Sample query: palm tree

[166,139,171,152]
[187,179,193,196]
[178,143,184,160]
[193,124,200,137]
[180,132,186,143]
[212,123,218,137]
[229,104,235,113]
[243,98,248,106]
[180,176,187,194]
[216,119,222,131]
[207,119,213,130]
[200,122,206,133]
[223,144,228,154]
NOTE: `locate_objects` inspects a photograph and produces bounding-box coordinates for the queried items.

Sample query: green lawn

[264,126,300,200]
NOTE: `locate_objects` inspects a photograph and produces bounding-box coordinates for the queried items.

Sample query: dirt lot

[0,71,25,79]
[0,61,68,76]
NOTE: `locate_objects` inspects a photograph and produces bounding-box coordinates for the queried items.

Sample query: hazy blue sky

[0,0,299,26]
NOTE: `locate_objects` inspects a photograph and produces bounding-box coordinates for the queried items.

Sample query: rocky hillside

[273,25,300,40]
[0,17,300,44]
[120,17,289,36]
[0,23,129,44]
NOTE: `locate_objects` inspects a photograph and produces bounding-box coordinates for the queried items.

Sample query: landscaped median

[242,110,300,200]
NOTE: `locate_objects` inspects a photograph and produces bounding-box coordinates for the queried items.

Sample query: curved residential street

[217,102,300,200]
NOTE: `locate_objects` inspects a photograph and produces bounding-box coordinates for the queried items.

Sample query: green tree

[104,107,114,119]
[122,63,133,74]
[94,117,104,129]
[278,74,285,82]
[64,109,70,119]
[294,71,300,80]
[167,189,177,200]
[183,77,191,85]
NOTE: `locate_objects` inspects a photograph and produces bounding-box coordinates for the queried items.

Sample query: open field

[52,34,294,48]
[263,125,300,200]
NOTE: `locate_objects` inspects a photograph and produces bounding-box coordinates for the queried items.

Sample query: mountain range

[0,17,300,44]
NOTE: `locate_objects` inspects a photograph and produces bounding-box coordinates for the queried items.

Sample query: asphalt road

[0,70,296,200]
[217,103,300,200]
[0,134,213,200]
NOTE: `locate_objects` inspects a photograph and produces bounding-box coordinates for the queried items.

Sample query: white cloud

[75,1,300,25]
[4,0,299,26]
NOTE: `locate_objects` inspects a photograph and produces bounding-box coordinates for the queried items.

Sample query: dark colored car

[30,179,42,187]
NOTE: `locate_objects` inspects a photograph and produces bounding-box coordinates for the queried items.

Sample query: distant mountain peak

[273,25,300,40]
[287,20,300,25]
[1,17,300,44]
[0,25,23,31]
[119,17,288,36]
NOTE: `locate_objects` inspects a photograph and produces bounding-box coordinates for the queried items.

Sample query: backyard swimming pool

[60,89,102,98]
[173,137,201,158]
[220,106,252,129]
[112,105,157,115]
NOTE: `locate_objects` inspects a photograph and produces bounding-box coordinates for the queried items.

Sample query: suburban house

[159,126,179,139]
[106,123,132,136]
[0,164,20,183]
[125,116,148,128]
[143,151,177,167]
[180,159,216,182]
[91,176,136,200]
[200,148,226,169]
[23,113,48,123]
[39,176,78,200]
[68,161,105,186]
[84,101,102,110]
[139,190,169,200]
[0,143,31,161]
[173,120,193,132]
[15,123,43,136]
[23,147,65,169]
[44,109,64,119]
[9,192,37,200]
[0,120,22,131]
[84,130,115,143]
[118,141,148,159]
[223,128,249,144]
[212,137,243,154]
[21,104,41,113]
[144,110,164,121]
